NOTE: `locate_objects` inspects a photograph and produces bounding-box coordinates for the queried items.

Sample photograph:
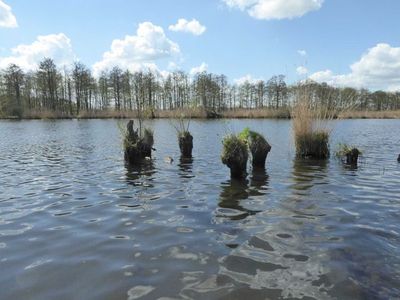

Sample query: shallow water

[0,119,399,300]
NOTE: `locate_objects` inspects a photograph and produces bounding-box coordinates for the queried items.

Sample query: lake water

[0,119,400,300]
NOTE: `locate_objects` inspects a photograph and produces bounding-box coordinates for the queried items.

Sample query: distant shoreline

[1,109,400,120]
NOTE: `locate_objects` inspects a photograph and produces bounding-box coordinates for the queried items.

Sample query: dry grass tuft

[338,110,400,119]
[292,85,333,159]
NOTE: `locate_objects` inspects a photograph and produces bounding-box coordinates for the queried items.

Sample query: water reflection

[249,167,269,194]
[178,157,194,178]
[291,158,329,193]
[125,161,155,187]
[217,169,269,221]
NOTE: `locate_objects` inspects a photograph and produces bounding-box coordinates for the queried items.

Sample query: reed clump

[239,127,271,168]
[292,85,333,159]
[221,134,248,179]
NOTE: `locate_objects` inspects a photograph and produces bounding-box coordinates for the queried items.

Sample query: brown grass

[154,107,209,119]
[77,110,140,119]
[292,86,333,158]
[2,107,400,120]
[338,110,400,119]
[221,108,291,119]
[22,110,73,119]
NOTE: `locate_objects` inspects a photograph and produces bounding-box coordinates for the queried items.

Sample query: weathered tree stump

[345,148,360,165]
[178,131,193,158]
[248,132,271,168]
[124,120,154,165]
[238,128,271,168]
[397,154,400,162]
[221,135,248,179]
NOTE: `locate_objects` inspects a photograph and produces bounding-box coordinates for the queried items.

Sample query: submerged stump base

[179,132,193,158]
[227,162,248,179]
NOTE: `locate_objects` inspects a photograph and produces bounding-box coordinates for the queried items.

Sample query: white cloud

[0,33,75,70]
[223,0,323,20]
[296,66,308,75]
[168,61,178,70]
[309,43,400,91]
[0,0,17,28]
[190,62,208,75]
[93,22,180,76]
[298,49,307,56]
[169,18,206,36]
[234,74,263,85]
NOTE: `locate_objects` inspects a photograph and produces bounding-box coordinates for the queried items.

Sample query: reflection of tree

[125,161,155,187]
[178,157,194,178]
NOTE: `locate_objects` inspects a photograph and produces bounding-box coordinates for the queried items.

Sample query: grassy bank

[337,110,400,119]
[1,108,400,120]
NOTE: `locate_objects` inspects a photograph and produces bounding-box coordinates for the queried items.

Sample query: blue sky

[0,0,400,90]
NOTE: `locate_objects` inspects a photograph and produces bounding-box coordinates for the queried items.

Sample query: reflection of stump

[249,136,271,168]
[221,135,248,179]
[124,120,154,165]
[397,154,400,162]
[178,132,193,158]
[345,148,360,165]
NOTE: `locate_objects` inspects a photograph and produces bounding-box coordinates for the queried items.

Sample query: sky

[0,0,400,90]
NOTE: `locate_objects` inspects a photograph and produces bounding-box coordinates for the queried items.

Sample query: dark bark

[178,132,193,158]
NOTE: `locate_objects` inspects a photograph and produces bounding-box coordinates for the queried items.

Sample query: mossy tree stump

[124,120,154,165]
[239,128,271,168]
[178,131,193,158]
[221,135,248,179]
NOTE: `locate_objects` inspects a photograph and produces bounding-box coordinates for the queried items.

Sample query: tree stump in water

[221,135,248,179]
[345,148,360,165]
[178,131,193,158]
[238,128,271,168]
[124,120,154,165]
[398,154,400,162]
[248,132,271,168]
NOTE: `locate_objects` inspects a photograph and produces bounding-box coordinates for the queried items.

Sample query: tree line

[1,58,399,118]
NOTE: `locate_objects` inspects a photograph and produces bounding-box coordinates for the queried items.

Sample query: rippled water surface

[1,119,400,300]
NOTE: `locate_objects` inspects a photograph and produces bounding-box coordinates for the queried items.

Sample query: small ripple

[127,285,155,300]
